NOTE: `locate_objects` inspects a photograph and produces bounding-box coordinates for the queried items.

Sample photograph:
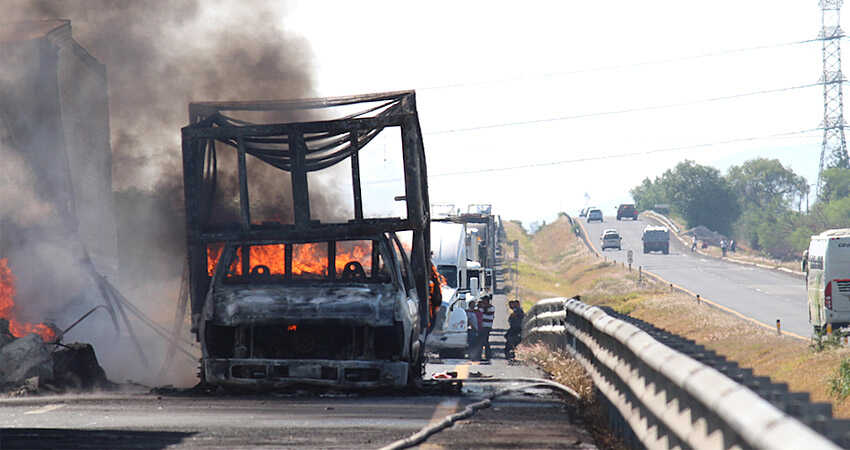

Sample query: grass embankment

[506,215,850,418]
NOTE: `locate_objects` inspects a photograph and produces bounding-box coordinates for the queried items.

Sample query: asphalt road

[582,215,811,338]
[0,293,597,449]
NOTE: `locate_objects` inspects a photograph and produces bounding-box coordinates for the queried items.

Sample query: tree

[726,158,807,210]
[663,161,739,235]
[820,167,850,204]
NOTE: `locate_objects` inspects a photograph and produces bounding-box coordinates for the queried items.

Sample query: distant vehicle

[601,229,622,251]
[806,229,850,333]
[431,222,467,289]
[587,209,603,223]
[617,204,638,221]
[641,225,669,254]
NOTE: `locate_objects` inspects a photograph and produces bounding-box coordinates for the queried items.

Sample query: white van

[807,228,850,332]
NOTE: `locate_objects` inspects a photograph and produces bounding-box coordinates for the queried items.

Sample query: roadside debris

[0,319,112,395]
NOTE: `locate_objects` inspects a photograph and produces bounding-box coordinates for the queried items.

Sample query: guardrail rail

[523,296,849,450]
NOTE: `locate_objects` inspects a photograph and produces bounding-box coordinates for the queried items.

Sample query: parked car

[641,225,670,254]
[601,229,622,251]
[617,204,638,221]
[587,208,603,223]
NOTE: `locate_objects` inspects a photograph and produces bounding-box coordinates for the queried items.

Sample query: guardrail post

[638,266,642,282]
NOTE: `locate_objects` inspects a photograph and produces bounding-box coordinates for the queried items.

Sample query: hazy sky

[286,1,835,225]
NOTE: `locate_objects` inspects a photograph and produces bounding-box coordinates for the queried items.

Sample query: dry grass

[508,215,850,419]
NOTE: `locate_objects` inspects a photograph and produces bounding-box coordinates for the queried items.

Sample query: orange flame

[207,241,373,278]
[0,258,56,342]
[432,263,448,287]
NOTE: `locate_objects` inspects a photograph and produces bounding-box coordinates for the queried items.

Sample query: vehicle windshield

[604,233,619,238]
[438,265,458,288]
[207,239,392,284]
[644,230,667,239]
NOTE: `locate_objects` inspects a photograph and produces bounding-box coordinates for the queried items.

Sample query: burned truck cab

[181,92,432,388]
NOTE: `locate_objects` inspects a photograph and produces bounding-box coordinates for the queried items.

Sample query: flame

[432,263,448,287]
[207,241,373,278]
[0,258,56,342]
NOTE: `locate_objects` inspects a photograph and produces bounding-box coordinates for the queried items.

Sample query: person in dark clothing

[504,300,525,359]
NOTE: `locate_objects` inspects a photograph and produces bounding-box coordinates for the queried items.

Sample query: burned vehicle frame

[181,91,432,388]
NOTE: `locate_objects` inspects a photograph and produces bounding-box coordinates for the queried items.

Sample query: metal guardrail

[523,296,848,450]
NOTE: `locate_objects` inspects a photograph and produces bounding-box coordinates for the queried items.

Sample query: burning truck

[181,91,435,388]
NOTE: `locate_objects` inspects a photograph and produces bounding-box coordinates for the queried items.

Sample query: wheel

[663,246,669,255]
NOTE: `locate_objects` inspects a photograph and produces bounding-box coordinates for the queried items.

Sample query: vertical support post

[236,136,251,231]
[284,244,293,280]
[328,241,336,281]
[291,130,311,227]
[182,133,208,318]
[350,131,364,221]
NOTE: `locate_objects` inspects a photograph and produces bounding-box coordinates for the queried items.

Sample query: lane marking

[643,268,807,341]
[24,404,65,415]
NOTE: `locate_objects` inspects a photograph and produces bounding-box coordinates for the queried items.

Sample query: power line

[418,37,823,92]
[426,83,823,135]
[369,128,821,183]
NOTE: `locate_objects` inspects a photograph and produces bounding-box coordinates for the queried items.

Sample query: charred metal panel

[212,284,397,327]
[204,358,409,388]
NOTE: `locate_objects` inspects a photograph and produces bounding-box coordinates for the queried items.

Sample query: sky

[284,1,838,226]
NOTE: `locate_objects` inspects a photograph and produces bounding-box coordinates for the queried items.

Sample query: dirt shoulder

[506,216,850,418]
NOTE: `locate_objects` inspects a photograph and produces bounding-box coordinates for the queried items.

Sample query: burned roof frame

[181,90,432,328]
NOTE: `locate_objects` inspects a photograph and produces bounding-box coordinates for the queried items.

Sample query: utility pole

[818,0,850,194]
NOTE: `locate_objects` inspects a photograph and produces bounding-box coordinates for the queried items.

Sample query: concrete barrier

[524,296,847,450]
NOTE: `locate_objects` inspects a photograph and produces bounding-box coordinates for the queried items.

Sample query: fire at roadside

[0,259,111,396]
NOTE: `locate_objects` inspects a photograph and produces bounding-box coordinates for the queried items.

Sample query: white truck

[431,222,467,290]
[806,229,850,333]
[426,222,470,358]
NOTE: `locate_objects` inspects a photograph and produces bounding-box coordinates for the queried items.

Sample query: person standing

[720,240,727,257]
[478,295,495,360]
[466,300,479,360]
[505,300,525,359]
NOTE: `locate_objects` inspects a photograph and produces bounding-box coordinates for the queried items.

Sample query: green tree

[663,161,739,235]
[726,158,807,210]
[820,167,850,204]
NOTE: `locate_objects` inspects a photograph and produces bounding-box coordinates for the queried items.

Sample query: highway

[581,215,811,338]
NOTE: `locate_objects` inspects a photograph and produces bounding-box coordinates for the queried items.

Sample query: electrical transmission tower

[818,0,850,193]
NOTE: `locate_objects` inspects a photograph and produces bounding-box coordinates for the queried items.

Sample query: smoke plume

[4,1,349,385]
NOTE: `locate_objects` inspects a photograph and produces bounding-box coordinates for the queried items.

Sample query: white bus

[807,228,850,332]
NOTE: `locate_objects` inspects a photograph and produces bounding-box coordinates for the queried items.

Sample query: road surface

[581,215,811,338]
[0,295,597,449]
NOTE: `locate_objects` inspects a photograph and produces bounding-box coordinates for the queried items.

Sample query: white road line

[23,404,65,415]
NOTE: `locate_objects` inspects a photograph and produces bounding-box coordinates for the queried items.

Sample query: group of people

[464,294,525,361]
[690,236,736,256]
